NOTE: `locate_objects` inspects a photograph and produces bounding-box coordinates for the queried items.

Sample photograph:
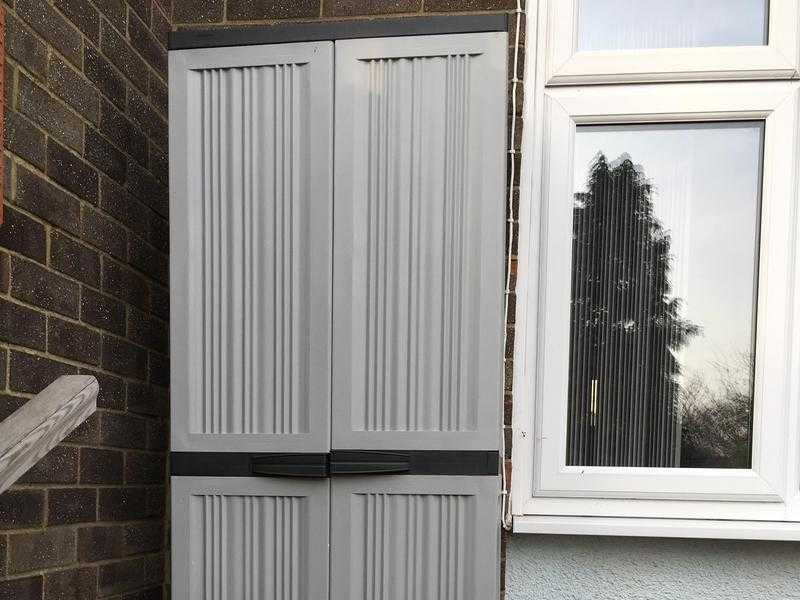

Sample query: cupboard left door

[169,42,334,453]
[172,477,330,600]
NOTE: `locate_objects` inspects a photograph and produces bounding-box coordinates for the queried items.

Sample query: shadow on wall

[505,534,800,600]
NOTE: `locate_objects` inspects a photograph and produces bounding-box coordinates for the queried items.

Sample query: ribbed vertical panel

[361,55,473,433]
[353,493,472,600]
[191,494,305,600]
[194,65,308,435]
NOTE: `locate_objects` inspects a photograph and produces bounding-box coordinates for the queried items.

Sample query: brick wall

[173,2,524,598]
[0,0,170,598]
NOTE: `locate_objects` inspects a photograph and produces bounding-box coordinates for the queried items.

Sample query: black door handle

[329,451,411,475]
[250,453,330,478]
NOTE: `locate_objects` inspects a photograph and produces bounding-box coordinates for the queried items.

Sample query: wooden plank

[0,375,98,494]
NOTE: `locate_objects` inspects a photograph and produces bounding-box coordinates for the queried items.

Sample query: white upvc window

[513,0,800,540]
[544,0,800,85]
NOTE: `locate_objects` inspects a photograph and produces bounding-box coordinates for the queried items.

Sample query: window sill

[512,515,800,541]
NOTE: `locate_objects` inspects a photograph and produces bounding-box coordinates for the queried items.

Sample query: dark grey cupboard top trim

[169,14,509,50]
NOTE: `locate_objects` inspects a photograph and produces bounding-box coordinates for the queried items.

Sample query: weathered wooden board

[0,375,98,494]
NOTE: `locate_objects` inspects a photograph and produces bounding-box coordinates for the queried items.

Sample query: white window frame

[541,0,800,85]
[513,2,800,540]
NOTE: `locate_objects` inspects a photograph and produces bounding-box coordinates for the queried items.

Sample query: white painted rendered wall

[506,534,800,599]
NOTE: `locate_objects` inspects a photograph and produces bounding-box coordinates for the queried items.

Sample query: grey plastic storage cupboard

[169,18,507,600]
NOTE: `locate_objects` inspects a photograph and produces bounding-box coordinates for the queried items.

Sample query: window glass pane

[578,0,768,51]
[568,122,762,468]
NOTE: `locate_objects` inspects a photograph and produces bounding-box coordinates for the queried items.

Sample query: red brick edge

[0,4,4,226]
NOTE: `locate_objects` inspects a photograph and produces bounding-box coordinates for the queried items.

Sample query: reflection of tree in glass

[567,153,699,467]
[679,352,753,469]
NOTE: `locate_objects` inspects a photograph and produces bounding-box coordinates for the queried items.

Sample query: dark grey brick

[146,419,168,451]
[48,55,99,123]
[1,539,9,575]
[148,71,168,117]
[102,334,148,379]
[122,586,162,600]
[94,0,128,34]
[98,487,147,522]
[0,575,43,600]
[4,59,13,110]
[173,0,225,22]
[85,45,126,109]
[85,127,127,183]
[48,316,102,365]
[151,3,171,47]
[0,298,46,351]
[122,521,162,554]
[127,382,168,417]
[9,351,78,394]
[46,138,99,205]
[10,256,80,318]
[126,159,167,217]
[16,0,83,68]
[99,412,148,449]
[99,99,148,166]
[64,411,100,445]
[143,553,164,585]
[43,566,97,600]
[100,20,148,93]
[79,448,123,484]
[148,352,169,387]
[129,236,168,285]
[7,528,76,575]
[50,231,101,287]
[127,308,168,353]
[128,12,166,76]
[0,349,6,389]
[79,368,126,410]
[125,452,164,485]
[6,110,47,170]
[150,283,169,320]
[5,14,47,79]
[18,75,82,152]
[77,525,124,562]
[98,557,145,596]
[323,0,421,15]
[78,522,161,562]
[18,446,79,484]
[128,0,151,23]
[423,0,514,8]
[100,176,147,236]
[100,177,168,251]
[3,156,10,201]
[155,0,172,16]
[149,145,168,185]
[0,490,44,530]
[54,0,101,43]
[227,0,320,20]
[128,87,167,150]
[47,488,97,526]
[0,205,47,263]
[82,205,128,260]
[103,258,150,310]
[81,287,126,335]
[0,393,26,423]
[16,164,82,236]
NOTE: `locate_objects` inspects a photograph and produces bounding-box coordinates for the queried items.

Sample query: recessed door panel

[332,34,506,450]
[170,42,334,453]
[172,477,330,600]
[330,475,500,600]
